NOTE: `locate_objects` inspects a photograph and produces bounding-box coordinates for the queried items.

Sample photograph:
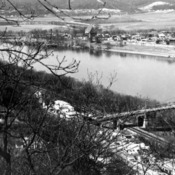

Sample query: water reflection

[89,49,103,58]
[109,51,175,64]
[49,47,175,65]
[119,53,127,57]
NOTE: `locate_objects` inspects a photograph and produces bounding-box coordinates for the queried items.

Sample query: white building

[49,100,77,120]
[53,100,74,112]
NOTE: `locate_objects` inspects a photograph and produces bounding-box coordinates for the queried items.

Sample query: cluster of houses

[2,25,175,49]
[88,129,172,175]
[125,31,175,46]
[113,131,175,175]
[84,25,175,47]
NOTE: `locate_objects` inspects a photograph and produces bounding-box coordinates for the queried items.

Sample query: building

[49,100,77,120]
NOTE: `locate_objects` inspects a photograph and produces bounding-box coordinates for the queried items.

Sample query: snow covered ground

[139,1,173,12]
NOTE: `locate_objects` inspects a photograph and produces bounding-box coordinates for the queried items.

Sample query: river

[34,48,175,103]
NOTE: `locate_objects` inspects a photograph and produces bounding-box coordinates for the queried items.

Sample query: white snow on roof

[154,9,174,13]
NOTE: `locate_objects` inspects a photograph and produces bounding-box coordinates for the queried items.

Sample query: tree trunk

[2,153,11,175]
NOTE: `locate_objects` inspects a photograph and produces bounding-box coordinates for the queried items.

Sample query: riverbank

[4,37,175,62]
[92,43,175,61]
[105,47,174,59]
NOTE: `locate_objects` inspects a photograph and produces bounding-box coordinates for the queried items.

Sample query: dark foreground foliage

[0,60,158,175]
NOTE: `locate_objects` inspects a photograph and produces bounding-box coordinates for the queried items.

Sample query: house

[103,33,111,39]
[75,33,88,40]
[147,31,158,38]
[112,35,121,41]
[131,34,141,41]
[158,33,166,39]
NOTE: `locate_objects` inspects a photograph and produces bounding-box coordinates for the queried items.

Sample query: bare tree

[0,1,168,175]
[0,37,81,173]
[0,1,119,174]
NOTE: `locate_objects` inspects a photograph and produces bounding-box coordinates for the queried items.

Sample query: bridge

[91,104,175,130]
[83,103,175,146]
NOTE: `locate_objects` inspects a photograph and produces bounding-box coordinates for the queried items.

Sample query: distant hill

[138,1,175,12]
[4,0,175,13]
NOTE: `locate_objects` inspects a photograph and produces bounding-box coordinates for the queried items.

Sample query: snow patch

[140,1,172,11]
[102,8,121,13]
[97,0,104,4]
[154,9,175,13]
[63,8,121,14]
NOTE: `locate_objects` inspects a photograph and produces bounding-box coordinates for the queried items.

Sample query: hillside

[7,0,175,13]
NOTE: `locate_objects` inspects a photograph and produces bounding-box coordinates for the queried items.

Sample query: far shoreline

[104,48,173,59]
[90,43,175,61]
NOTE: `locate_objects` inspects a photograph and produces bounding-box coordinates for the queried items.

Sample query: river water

[34,48,175,103]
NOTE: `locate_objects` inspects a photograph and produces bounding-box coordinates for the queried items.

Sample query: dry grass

[1,11,175,32]
[99,11,175,31]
